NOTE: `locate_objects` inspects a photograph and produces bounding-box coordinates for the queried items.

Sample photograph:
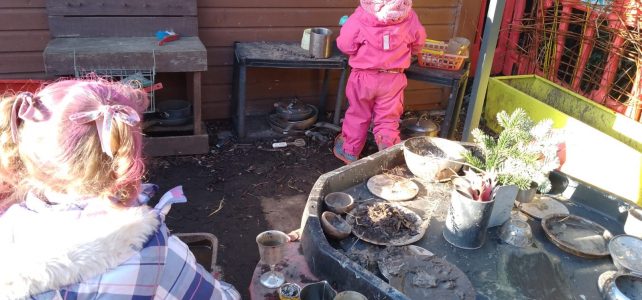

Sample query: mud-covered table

[249,242,319,300]
[300,144,627,299]
[233,42,349,138]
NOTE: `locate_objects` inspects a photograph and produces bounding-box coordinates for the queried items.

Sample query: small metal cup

[309,27,333,58]
[256,230,289,288]
[256,230,289,266]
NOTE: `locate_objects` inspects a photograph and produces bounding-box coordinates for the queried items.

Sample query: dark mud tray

[301,144,629,299]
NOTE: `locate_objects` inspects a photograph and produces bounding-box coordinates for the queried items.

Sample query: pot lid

[402,118,438,133]
[274,98,314,116]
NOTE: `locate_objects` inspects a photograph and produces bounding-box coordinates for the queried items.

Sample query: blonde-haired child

[0,80,239,299]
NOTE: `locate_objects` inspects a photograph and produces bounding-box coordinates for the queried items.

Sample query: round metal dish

[542,214,613,258]
[609,235,642,276]
[378,245,434,280]
[520,195,569,220]
[386,255,476,300]
[346,202,426,246]
[366,174,419,201]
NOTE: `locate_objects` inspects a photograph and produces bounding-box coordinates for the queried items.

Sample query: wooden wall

[0,0,49,79]
[0,0,482,120]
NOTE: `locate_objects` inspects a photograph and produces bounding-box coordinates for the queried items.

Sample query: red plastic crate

[0,80,47,94]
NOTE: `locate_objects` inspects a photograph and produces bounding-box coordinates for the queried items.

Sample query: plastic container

[417,39,468,71]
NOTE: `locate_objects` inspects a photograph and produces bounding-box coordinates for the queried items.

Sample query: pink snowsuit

[337,4,426,156]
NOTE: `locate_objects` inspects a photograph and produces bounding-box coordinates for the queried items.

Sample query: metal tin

[309,28,333,58]
[279,283,302,300]
[443,189,495,249]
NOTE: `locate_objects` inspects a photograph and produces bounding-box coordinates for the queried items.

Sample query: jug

[309,28,333,58]
[300,281,337,300]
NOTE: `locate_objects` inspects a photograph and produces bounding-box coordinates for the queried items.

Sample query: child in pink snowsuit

[333,0,426,164]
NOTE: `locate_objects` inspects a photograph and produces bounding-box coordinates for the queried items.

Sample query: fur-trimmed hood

[0,193,160,300]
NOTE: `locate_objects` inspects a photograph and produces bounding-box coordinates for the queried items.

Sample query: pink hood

[360,0,413,24]
[337,6,426,70]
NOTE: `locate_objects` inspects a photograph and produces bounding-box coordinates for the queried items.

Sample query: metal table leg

[449,75,469,139]
[440,79,461,139]
[237,64,247,138]
[334,67,348,125]
[319,69,329,121]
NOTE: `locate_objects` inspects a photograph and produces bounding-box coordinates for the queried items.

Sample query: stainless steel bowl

[499,219,533,248]
[609,235,642,276]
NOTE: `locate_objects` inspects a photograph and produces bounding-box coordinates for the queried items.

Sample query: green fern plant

[462,108,560,192]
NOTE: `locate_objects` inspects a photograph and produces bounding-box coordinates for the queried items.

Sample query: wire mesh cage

[73,51,157,113]
[74,68,157,113]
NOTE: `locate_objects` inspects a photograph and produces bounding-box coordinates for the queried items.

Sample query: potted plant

[462,108,561,228]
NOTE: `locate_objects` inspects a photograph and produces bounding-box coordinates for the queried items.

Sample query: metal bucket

[309,28,332,58]
[443,189,495,249]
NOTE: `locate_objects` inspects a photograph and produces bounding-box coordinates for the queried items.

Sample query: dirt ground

[145,108,467,298]
[146,119,345,298]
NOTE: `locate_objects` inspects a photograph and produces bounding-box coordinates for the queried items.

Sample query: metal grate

[74,68,157,113]
[73,51,157,113]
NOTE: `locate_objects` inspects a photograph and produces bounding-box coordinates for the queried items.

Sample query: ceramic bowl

[324,192,355,214]
[320,211,352,240]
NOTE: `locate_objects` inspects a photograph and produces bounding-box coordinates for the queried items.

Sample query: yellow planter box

[485,75,642,205]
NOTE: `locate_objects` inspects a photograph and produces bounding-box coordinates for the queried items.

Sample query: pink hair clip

[69,104,140,158]
[11,92,45,143]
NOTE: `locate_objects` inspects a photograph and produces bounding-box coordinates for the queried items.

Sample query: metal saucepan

[143,99,192,129]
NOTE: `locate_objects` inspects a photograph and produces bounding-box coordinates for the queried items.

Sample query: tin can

[278,283,301,300]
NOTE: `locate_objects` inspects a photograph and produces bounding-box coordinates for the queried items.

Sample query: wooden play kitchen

[299,136,642,299]
[42,0,208,156]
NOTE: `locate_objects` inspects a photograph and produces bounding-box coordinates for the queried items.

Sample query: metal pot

[598,272,642,300]
[400,117,439,138]
[274,98,315,121]
[268,106,318,134]
[143,99,192,129]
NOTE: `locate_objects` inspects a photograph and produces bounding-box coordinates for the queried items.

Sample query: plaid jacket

[0,186,240,300]
[31,223,240,300]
